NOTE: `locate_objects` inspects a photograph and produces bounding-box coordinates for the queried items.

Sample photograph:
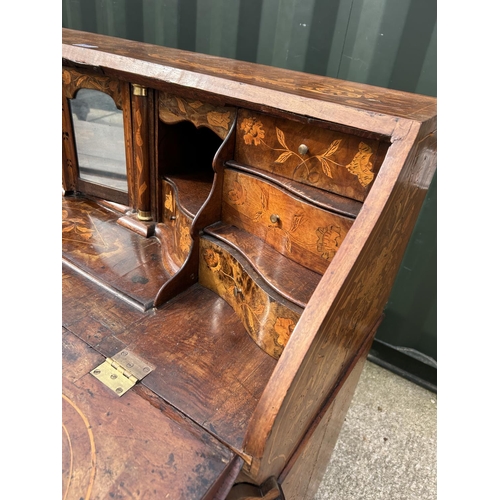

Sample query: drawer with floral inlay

[235,109,387,202]
[221,169,354,275]
[199,236,302,360]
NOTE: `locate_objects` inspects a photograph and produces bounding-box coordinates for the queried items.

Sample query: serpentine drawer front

[199,236,302,360]
[235,109,387,202]
[222,168,354,274]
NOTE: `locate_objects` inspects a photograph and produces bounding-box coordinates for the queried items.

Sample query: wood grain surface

[63,260,277,454]
[62,195,171,310]
[62,29,436,126]
[243,122,437,483]
[62,28,437,496]
[204,222,321,308]
[159,91,237,140]
[62,329,240,500]
[235,109,385,202]
[222,169,354,274]
[199,236,302,359]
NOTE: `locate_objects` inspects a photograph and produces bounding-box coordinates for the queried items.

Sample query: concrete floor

[315,361,437,500]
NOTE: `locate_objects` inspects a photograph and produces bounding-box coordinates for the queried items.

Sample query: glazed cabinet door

[62,68,138,208]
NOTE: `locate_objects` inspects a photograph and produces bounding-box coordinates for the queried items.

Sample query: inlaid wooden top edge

[62,29,435,131]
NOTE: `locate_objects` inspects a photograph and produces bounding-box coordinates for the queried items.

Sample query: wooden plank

[62,329,240,500]
[243,121,436,482]
[64,263,277,453]
[279,327,374,499]
[204,222,321,308]
[62,29,436,126]
[62,196,171,310]
[115,283,278,452]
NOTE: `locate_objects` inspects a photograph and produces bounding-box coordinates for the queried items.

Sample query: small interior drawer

[235,109,385,202]
[199,236,302,359]
[222,169,354,274]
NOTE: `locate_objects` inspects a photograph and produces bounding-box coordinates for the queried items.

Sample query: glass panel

[70,89,128,192]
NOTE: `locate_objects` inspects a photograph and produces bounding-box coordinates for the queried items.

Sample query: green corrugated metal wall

[62,0,437,385]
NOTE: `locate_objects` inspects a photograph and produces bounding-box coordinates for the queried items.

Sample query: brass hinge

[90,349,154,396]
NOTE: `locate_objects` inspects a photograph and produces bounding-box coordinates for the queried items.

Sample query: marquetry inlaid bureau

[62,28,437,500]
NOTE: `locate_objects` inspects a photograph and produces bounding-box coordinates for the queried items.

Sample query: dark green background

[63,0,437,386]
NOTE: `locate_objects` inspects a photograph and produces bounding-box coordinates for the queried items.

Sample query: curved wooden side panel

[242,120,437,482]
[157,179,193,273]
[153,121,236,307]
[199,237,302,360]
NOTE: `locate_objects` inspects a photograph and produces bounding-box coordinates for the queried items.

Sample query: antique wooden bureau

[62,28,437,500]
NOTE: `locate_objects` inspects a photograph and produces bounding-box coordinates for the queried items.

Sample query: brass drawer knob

[298,144,309,155]
[270,214,280,224]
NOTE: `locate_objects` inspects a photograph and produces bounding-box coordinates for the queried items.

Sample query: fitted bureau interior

[155,119,222,274]
[62,31,437,497]
[62,74,390,452]
[199,108,389,358]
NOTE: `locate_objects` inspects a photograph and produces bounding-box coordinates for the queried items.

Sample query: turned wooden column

[131,83,152,221]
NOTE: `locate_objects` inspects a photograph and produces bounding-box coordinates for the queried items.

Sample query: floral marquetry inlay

[236,110,384,202]
[239,117,374,187]
[159,93,236,140]
[62,208,106,249]
[222,170,354,274]
[62,69,124,109]
[316,225,342,261]
[162,180,193,269]
[200,239,301,359]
